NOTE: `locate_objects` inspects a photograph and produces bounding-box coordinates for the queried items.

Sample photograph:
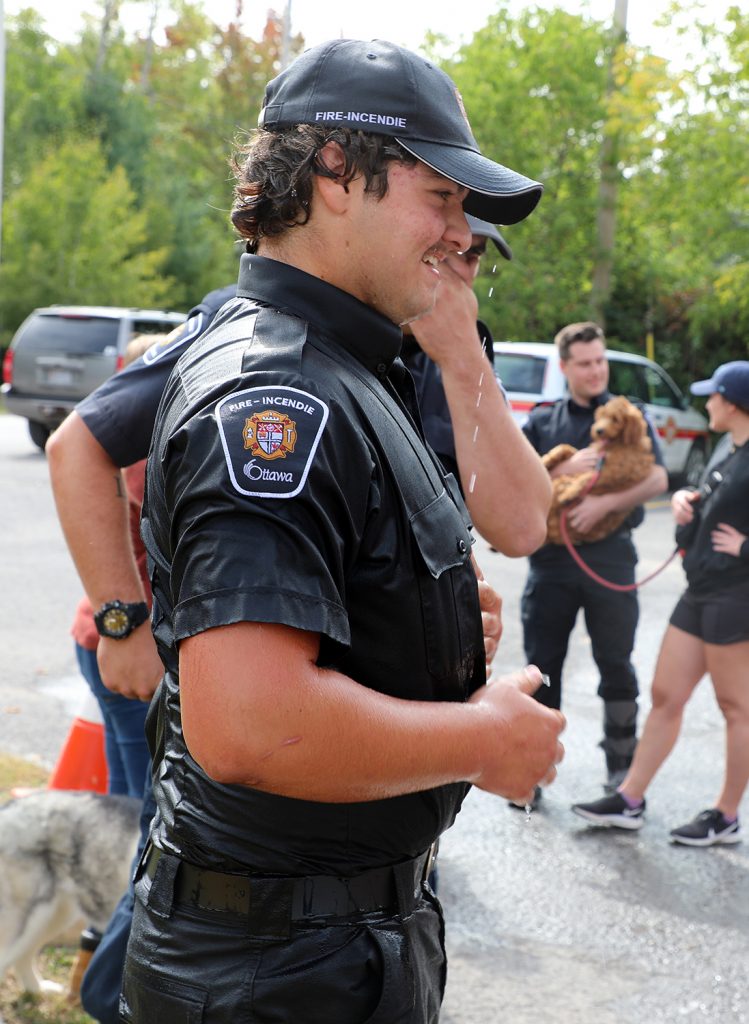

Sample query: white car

[494,341,711,487]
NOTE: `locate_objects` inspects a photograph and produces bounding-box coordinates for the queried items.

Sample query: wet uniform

[74,285,235,1024]
[521,392,664,776]
[75,280,481,1023]
[121,253,486,1024]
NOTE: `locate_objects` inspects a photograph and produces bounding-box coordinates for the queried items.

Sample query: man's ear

[315,142,351,215]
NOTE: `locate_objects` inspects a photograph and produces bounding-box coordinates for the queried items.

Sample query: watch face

[102,607,131,638]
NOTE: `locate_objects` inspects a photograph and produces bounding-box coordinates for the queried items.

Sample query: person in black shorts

[572,361,749,846]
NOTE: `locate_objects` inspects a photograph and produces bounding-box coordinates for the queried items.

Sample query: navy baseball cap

[690,361,749,410]
[465,214,512,261]
[258,39,543,226]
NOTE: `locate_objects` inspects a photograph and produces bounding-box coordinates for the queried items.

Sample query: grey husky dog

[0,789,140,994]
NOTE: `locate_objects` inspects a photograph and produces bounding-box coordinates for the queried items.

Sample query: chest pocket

[410,488,482,688]
[279,320,486,695]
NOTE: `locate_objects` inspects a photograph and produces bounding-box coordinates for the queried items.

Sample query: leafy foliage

[0,1,746,384]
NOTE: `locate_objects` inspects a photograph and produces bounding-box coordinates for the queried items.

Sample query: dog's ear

[621,406,646,446]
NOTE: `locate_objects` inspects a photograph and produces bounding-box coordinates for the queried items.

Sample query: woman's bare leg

[706,640,749,819]
[619,626,706,802]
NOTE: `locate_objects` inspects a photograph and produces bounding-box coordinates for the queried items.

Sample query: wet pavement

[1,413,747,1022]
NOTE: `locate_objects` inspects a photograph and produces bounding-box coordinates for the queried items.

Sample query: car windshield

[494,353,547,394]
[19,315,120,354]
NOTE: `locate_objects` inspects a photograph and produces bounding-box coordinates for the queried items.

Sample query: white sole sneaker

[670,828,741,847]
[572,806,644,830]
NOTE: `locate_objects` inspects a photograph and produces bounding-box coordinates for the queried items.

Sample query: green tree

[0,137,175,330]
[3,12,87,192]
[437,1,746,387]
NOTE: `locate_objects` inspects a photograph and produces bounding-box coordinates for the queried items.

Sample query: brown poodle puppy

[542,395,655,545]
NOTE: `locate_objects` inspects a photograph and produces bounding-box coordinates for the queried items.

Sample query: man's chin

[398,296,438,329]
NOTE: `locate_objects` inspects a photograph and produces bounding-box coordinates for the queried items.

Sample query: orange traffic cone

[47,691,109,793]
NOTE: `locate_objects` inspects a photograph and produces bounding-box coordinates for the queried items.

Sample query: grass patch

[0,753,95,1024]
[0,753,49,802]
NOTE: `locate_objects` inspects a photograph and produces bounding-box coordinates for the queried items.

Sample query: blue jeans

[75,643,150,798]
[81,775,156,1024]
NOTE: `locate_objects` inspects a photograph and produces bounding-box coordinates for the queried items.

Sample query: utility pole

[591,0,628,329]
[280,0,292,70]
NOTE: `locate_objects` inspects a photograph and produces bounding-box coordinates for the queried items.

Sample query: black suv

[2,305,186,449]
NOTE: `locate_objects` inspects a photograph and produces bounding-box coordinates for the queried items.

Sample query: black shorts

[669,582,749,645]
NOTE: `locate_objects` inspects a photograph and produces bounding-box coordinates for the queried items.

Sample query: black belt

[143,844,432,922]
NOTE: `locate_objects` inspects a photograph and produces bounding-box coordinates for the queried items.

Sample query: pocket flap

[410,490,473,579]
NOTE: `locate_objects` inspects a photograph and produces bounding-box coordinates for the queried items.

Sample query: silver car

[494,341,711,487]
[2,305,186,450]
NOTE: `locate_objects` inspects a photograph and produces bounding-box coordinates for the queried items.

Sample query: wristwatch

[93,600,150,640]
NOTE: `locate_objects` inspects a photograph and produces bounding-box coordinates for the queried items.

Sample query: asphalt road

[1,412,747,1023]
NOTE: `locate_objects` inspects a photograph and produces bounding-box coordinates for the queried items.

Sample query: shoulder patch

[215,385,329,499]
[142,315,203,365]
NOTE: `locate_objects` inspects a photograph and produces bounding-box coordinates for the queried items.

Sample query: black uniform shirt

[143,254,485,877]
[76,284,236,466]
[523,392,664,572]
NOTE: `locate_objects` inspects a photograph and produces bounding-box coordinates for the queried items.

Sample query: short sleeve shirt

[144,254,486,876]
[523,392,665,572]
[76,284,236,466]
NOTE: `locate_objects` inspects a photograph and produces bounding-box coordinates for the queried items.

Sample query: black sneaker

[571,791,645,830]
[669,809,741,847]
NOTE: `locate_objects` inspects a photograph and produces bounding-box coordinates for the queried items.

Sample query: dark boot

[600,699,637,792]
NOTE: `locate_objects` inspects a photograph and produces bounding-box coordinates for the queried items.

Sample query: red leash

[558,450,681,592]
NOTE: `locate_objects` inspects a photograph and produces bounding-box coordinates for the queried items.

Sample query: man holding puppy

[120,39,564,1024]
[521,321,667,798]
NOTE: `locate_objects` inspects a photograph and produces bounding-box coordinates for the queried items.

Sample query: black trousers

[121,848,446,1024]
[521,568,639,770]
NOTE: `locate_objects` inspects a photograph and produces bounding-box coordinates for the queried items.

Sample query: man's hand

[468,666,565,804]
[409,260,480,370]
[566,492,616,534]
[97,627,163,701]
[554,446,600,477]
[477,578,502,666]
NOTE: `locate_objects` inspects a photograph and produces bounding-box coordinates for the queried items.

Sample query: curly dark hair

[230,125,417,249]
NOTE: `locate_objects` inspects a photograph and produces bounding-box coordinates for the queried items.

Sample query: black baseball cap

[465,214,512,261]
[258,38,543,226]
[690,361,749,410]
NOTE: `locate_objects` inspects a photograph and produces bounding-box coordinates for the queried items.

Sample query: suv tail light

[2,348,13,386]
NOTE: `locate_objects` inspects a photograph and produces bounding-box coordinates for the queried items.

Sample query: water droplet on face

[476,391,482,408]
[472,425,479,443]
[478,372,485,387]
[469,472,477,493]
[524,803,533,819]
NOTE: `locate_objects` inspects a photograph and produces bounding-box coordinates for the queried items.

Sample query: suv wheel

[28,420,50,452]
[682,442,707,488]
